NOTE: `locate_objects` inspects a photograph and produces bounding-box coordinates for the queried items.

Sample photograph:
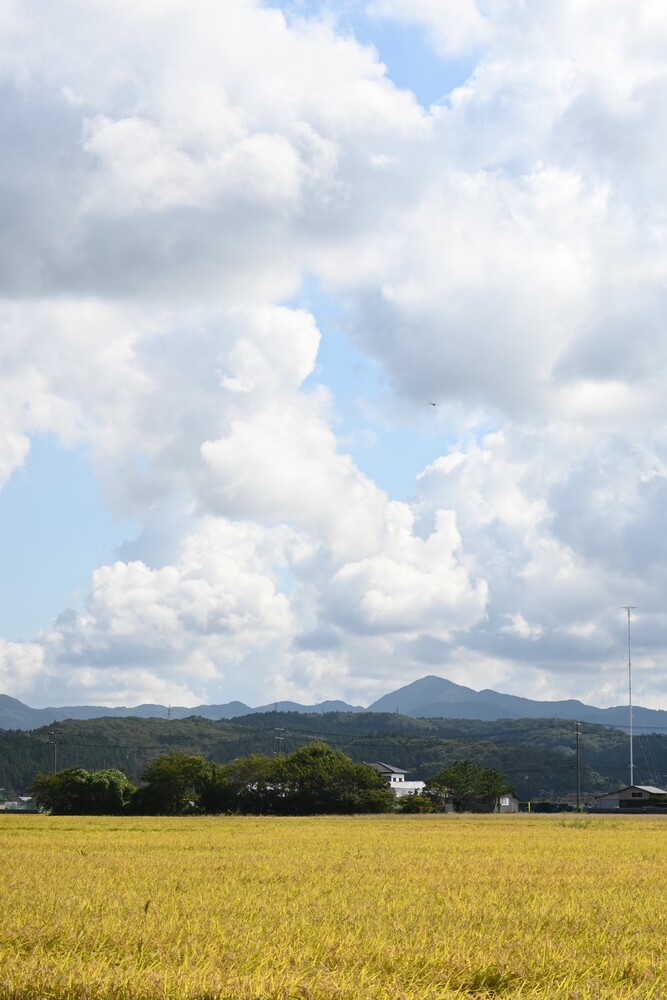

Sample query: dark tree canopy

[4,712,625,800]
[130,752,212,815]
[133,743,392,815]
[396,791,434,813]
[30,748,508,817]
[424,760,512,813]
[198,754,279,815]
[30,767,135,815]
[276,742,392,815]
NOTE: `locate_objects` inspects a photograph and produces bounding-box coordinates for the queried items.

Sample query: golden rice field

[1,813,666,999]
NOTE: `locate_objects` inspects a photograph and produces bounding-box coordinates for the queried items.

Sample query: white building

[498,794,520,813]
[0,796,37,812]
[365,762,426,799]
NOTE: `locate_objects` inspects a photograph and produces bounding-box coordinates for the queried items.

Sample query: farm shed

[498,793,520,813]
[593,785,667,810]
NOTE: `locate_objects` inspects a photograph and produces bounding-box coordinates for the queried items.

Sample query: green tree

[424,760,511,813]
[278,742,392,815]
[30,768,134,815]
[131,752,211,815]
[31,767,90,814]
[421,773,449,812]
[395,792,433,813]
[198,743,392,815]
[84,769,135,814]
[198,755,280,815]
[477,766,512,812]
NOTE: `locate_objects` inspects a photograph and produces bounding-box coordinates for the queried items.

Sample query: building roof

[364,761,408,775]
[596,785,667,798]
[546,792,599,806]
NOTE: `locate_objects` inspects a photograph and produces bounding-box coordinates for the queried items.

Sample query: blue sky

[0,0,666,711]
[0,437,137,640]
[298,277,450,498]
[277,0,476,107]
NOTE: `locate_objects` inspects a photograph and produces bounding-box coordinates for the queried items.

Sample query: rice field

[1,813,666,999]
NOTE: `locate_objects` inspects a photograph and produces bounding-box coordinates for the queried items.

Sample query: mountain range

[0,675,659,732]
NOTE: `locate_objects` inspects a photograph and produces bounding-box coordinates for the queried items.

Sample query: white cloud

[325,507,486,635]
[1,0,667,710]
[367,0,490,57]
[501,614,544,642]
[0,639,45,696]
[36,517,298,706]
[0,431,29,488]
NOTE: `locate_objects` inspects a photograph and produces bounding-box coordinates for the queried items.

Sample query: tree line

[29,743,512,816]
[1,711,623,798]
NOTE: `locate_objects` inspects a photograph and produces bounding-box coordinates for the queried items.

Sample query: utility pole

[575,722,581,810]
[623,606,636,787]
[47,730,63,773]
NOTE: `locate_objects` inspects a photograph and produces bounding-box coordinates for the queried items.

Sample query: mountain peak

[1,674,664,732]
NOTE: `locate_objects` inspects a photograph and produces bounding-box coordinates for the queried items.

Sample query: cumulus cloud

[325,507,486,635]
[0,0,426,301]
[36,518,297,705]
[1,0,667,710]
[0,639,45,697]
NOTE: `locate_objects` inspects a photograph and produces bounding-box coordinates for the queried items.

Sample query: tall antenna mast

[622,606,636,786]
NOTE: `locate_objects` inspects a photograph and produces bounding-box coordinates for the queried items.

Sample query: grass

[1,813,666,998]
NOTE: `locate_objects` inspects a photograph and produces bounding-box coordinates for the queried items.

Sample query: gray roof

[364,761,408,775]
[597,785,667,797]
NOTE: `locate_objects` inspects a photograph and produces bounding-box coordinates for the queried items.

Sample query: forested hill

[0,711,659,800]
[4,675,667,731]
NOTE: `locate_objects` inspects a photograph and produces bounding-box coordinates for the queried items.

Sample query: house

[367,761,408,785]
[365,762,426,799]
[0,796,37,812]
[498,793,520,813]
[592,785,667,810]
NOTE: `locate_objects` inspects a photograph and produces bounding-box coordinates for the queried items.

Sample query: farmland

[1,814,666,999]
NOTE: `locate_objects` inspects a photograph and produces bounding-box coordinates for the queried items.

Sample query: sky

[1,0,667,711]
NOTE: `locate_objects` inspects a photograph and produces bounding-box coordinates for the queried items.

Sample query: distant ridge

[367,675,667,731]
[1,675,665,732]
[0,693,363,730]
